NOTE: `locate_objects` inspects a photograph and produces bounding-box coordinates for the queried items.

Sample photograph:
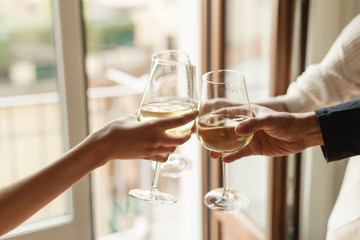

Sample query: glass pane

[225,0,272,231]
[83,1,201,239]
[0,0,69,230]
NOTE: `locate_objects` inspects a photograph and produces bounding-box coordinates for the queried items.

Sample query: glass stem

[151,161,161,191]
[222,160,230,195]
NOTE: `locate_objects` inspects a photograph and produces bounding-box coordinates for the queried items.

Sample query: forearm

[0,137,103,236]
[255,98,289,112]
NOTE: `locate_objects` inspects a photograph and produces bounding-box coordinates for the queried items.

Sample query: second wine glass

[129,58,197,204]
[196,69,252,212]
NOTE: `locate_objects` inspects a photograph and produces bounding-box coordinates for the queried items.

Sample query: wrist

[300,111,324,148]
[72,132,110,171]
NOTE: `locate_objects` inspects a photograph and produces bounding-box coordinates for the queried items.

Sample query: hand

[209,105,323,162]
[0,110,198,236]
[86,110,198,165]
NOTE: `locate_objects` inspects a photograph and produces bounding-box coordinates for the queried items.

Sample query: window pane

[83,0,201,239]
[225,0,272,231]
[0,0,69,231]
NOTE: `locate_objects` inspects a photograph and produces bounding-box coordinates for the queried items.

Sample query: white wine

[196,113,253,153]
[138,100,197,136]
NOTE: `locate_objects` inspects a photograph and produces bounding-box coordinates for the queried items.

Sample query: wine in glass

[129,58,197,204]
[150,50,194,178]
[196,69,252,212]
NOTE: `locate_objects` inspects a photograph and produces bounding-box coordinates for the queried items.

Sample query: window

[224,0,272,230]
[201,0,301,239]
[1,1,92,239]
[0,0,69,231]
[83,0,202,239]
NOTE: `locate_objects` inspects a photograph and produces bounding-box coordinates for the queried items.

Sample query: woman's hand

[87,110,198,165]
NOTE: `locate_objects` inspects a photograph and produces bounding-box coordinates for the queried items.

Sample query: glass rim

[153,58,196,69]
[151,49,190,62]
[202,69,245,84]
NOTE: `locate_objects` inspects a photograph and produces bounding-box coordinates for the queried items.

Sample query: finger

[162,132,192,145]
[222,148,252,162]
[154,110,198,130]
[209,151,221,158]
[118,113,137,122]
[235,118,263,136]
[154,145,177,153]
[191,123,196,133]
[144,154,170,162]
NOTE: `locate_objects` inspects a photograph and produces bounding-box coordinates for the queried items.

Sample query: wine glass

[129,58,197,204]
[195,69,252,213]
[150,50,193,178]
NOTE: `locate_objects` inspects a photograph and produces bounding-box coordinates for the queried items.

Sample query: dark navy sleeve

[315,98,360,162]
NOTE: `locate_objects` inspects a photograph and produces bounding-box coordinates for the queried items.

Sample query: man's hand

[210,105,323,162]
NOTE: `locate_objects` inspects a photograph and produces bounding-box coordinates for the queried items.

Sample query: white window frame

[2,0,93,239]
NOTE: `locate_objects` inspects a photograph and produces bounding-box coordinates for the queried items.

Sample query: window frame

[2,0,93,239]
[200,0,309,239]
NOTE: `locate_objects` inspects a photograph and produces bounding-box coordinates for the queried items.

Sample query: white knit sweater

[277,14,360,113]
[277,14,360,240]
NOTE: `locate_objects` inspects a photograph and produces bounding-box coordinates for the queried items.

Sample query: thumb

[235,118,261,136]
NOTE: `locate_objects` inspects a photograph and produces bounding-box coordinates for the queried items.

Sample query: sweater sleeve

[277,14,360,113]
[315,98,360,162]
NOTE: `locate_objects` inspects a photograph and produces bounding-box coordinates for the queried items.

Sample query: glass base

[204,188,250,213]
[129,188,177,204]
[152,153,192,178]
